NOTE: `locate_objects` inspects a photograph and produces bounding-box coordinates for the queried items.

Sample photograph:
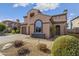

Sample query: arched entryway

[31,19,45,38]
[34,19,43,32]
[56,25,60,35]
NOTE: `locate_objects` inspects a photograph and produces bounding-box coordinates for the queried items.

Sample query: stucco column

[27,24,30,35]
[20,26,22,34]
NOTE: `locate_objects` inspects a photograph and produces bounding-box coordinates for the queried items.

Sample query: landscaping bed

[0,34,52,56]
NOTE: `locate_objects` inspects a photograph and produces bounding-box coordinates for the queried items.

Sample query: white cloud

[68,13,75,20]
[13,3,30,7]
[13,3,60,11]
[70,13,75,16]
[33,3,60,11]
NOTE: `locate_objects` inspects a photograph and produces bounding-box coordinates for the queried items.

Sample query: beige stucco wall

[53,14,67,22]
[30,24,34,35]
[29,13,51,24]
[43,23,50,39]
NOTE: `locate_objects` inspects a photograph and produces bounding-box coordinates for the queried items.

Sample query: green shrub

[0,23,6,32]
[16,29,20,33]
[7,27,12,33]
[11,29,20,34]
[12,30,16,34]
[51,35,79,56]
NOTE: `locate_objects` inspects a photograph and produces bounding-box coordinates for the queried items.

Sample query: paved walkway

[0,34,27,45]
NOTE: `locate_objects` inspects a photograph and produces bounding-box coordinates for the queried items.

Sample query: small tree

[0,23,6,32]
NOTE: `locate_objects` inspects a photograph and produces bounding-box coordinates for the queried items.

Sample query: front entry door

[56,25,60,35]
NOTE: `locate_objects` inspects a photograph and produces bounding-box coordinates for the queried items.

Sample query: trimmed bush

[7,27,12,33]
[13,40,24,48]
[16,29,20,33]
[12,29,20,34]
[51,35,79,56]
[17,47,30,56]
[12,30,16,34]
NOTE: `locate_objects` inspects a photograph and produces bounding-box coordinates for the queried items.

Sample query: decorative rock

[1,43,13,51]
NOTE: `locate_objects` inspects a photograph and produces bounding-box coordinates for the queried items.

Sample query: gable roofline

[71,16,79,22]
[24,9,67,18]
[52,13,67,17]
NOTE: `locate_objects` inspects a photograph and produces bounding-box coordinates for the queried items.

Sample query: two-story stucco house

[71,16,79,29]
[20,9,67,39]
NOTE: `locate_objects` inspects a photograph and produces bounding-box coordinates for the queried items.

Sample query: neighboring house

[71,16,79,33]
[20,9,67,39]
[71,16,79,29]
[2,19,21,29]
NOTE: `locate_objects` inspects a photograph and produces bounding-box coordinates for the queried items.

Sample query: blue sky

[0,3,79,24]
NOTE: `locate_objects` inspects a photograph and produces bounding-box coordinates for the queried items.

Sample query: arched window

[35,20,43,32]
